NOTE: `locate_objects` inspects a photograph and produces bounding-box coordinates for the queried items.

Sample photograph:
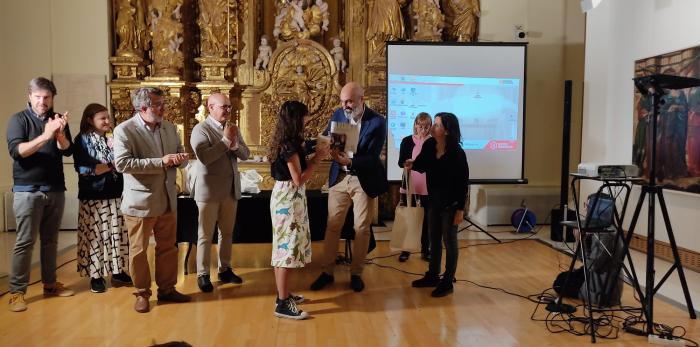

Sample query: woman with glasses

[73,103,131,293]
[397,112,432,262]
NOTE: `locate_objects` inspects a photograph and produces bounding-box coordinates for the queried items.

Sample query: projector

[577,163,640,178]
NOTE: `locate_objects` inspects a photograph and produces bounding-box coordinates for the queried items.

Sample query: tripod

[457,185,501,242]
[630,74,698,335]
[459,215,501,242]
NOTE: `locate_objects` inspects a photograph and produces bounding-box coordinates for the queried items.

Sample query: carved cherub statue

[315,0,330,32]
[330,38,347,73]
[290,0,307,33]
[254,35,272,70]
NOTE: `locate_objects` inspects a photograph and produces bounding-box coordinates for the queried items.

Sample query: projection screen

[386,42,528,183]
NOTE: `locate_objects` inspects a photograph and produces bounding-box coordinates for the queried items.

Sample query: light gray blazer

[189,117,250,202]
[113,114,184,217]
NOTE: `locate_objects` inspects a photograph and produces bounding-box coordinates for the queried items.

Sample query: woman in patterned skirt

[73,103,131,293]
[268,100,329,319]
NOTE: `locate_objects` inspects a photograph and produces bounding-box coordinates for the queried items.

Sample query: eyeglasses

[148,102,165,109]
[214,104,232,111]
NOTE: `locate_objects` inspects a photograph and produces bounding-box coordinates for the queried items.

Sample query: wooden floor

[0,239,698,347]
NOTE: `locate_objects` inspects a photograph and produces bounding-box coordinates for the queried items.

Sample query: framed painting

[632,45,700,193]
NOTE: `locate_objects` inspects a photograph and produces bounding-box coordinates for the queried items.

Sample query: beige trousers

[124,212,178,293]
[320,175,372,276]
[195,196,238,276]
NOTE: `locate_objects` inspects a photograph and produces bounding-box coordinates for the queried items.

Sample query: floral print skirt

[270,181,312,268]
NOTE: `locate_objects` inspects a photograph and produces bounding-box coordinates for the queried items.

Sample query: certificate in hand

[330,121,359,153]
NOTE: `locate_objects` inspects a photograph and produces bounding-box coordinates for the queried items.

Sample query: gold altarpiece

[108,0,479,215]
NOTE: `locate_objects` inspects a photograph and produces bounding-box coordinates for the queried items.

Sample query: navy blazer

[324,106,388,198]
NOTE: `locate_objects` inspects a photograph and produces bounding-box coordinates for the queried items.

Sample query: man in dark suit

[310,82,388,292]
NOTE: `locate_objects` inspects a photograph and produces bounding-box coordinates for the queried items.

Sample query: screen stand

[459,215,502,243]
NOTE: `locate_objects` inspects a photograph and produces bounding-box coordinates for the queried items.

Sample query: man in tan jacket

[113,87,191,313]
[189,93,249,292]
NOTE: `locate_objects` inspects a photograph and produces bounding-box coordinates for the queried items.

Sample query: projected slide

[386,42,526,182]
[388,74,520,152]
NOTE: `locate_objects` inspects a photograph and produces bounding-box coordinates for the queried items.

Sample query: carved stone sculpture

[273,0,328,41]
[259,40,341,147]
[312,0,330,32]
[330,38,347,73]
[254,35,273,70]
[198,0,230,57]
[444,0,480,42]
[412,0,444,41]
[149,0,184,77]
[115,0,139,56]
[366,0,407,64]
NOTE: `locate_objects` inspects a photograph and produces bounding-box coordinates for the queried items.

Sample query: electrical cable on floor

[364,235,697,344]
[0,257,77,297]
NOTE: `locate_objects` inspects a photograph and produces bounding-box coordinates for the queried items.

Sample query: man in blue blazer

[311,82,388,292]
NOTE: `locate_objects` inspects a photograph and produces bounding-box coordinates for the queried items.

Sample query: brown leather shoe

[133,290,151,313]
[43,282,75,297]
[157,288,191,303]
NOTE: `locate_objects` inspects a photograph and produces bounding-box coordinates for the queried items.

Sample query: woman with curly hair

[268,100,329,319]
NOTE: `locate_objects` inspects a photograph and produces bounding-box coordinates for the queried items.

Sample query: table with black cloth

[176,190,368,274]
[177,190,331,244]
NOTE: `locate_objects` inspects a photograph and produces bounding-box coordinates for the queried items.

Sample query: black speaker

[550,208,576,242]
[553,80,575,243]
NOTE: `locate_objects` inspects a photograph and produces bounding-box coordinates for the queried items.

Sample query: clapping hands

[224,122,238,147]
[44,111,69,141]
[163,153,189,167]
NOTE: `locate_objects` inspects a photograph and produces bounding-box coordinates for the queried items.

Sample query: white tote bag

[390,172,424,252]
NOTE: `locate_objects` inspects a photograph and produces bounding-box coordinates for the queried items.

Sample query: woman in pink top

[397,113,432,262]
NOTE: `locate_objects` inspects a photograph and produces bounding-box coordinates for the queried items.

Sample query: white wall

[583,0,700,251]
[481,0,585,186]
[0,0,110,230]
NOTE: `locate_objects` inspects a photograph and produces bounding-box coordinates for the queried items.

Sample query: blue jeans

[426,205,459,283]
[10,191,65,293]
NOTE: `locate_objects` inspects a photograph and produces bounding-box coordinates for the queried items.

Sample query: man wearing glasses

[189,93,250,292]
[113,87,191,312]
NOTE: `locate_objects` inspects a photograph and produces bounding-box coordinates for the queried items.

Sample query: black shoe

[350,275,365,292]
[198,275,214,292]
[111,272,133,287]
[218,268,243,284]
[90,277,106,293]
[276,293,305,305]
[412,273,440,288]
[431,281,454,297]
[420,253,431,262]
[274,297,309,320]
[398,251,410,262]
[310,272,334,291]
[157,288,191,302]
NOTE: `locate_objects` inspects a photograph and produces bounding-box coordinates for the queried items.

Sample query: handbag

[390,171,424,252]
